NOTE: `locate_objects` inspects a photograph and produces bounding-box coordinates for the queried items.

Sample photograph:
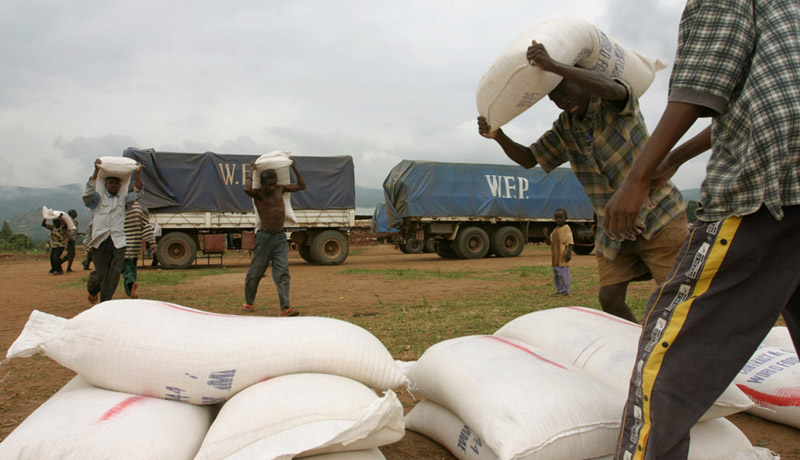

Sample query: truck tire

[573,244,595,256]
[310,230,349,265]
[156,232,197,269]
[423,238,436,253]
[454,226,490,259]
[491,226,525,258]
[435,241,459,259]
[298,244,315,263]
[403,238,423,254]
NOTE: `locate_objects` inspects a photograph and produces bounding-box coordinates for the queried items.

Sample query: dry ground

[0,245,798,459]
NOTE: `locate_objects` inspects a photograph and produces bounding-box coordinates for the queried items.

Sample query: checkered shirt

[530,79,685,260]
[669,0,800,221]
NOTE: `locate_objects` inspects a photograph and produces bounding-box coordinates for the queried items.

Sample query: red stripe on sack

[566,306,640,328]
[96,396,147,423]
[736,384,800,407]
[485,336,569,370]
[160,302,236,317]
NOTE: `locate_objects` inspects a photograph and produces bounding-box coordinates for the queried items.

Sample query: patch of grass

[55,267,231,289]
[338,267,483,280]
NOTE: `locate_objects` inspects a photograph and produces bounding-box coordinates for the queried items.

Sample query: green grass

[55,267,232,289]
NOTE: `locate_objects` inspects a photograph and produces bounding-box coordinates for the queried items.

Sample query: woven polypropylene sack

[734,344,800,429]
[95,155,138,196]
[303,449,387,460]
[194,374,404,460]
[494,307,754,421]
[252,150,297,227]
[406,335,621,460]
[761,326,796,351]
[476,16,667,131]
[5,300,408,404]
[41,206,76,231]
[0,376,213,460]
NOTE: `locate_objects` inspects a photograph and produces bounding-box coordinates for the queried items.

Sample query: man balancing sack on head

[242,158,306,316]
[478,40,687,323]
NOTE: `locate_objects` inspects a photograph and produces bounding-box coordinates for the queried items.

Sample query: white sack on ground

[41,206,76,231]
[252,150,297,227]
[761,326,796,352]
[94,155,138,197]
[406,335,621,460]
[494,307,754,421]
[194,374,404,460]
[0,376,213,460]
[405,400,499,460]
[5,300,407,404]
[407,400,777,460]
[734,344,800,429]
[476,16,667,131]
[302,449,386,460]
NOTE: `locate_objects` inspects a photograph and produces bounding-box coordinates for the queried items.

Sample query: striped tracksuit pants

[615,205,800,460]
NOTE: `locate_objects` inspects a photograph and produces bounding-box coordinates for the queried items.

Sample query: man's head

[259,169,278,192]
[548,78,591,117]
[554,208,568,226]
[105,176,122,196]
[68,209,77,219]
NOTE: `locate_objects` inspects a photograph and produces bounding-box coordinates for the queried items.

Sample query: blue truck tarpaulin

[122,148,355,213]
[371,203,398,233]
[382,160,594,229]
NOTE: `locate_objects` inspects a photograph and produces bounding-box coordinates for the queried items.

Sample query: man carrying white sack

[83,158,143,304]
[605,0,800,458]
[478,41,687,323]
[243,158,306,316]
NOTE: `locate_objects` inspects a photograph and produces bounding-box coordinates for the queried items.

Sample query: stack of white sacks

[404,307,791,460]
[0,299,407,459]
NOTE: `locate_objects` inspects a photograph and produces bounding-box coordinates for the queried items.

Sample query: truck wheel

[435,241,458,259]
[298,244,315,263]
[491,226,525,258]
[423,238,436,253]
[403,238,423,254]
[573,244,595,255]
[454,227,490,259]
[156,232,197,269]
[310,230,349,265]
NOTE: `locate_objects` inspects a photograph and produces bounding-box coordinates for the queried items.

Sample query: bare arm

[283,159,307,192]
[477,116,539,168]
[528,41,627,102]
[650,125,711,192]
[244,161,257,197]
[604,102,706,240]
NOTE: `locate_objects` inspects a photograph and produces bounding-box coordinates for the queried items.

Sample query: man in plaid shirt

[605,0,800,458]
[478,41,687,323]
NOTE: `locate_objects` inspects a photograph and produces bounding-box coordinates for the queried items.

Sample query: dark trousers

[615,205,800,460]
[49,246,65,274]
[121,258,138,296]
[66,239,76,270]
[87,238,126,302]
[244,231,290,311]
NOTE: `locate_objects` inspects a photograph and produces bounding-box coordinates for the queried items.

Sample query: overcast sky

[0,0,709,191]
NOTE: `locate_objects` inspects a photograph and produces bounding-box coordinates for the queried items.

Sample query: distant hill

[0,184,87,240]
[681,188,701,202]
[355,186,385,208]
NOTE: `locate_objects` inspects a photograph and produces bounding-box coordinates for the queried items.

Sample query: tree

[0,221,12,240]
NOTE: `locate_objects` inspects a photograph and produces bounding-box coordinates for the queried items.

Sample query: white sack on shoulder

[406,335,621,460]
[194,374,404,460]
[406,401,776,460]
[41,206,76,231]
[0,376,213,460]
[5,300,408,404]
[94,155,138,197]
[252,150,297,227]
[302,449,387,460]
[494,307,754,421]
[476,16,667,131]
[761,326,796,352]
[734,344,800,429]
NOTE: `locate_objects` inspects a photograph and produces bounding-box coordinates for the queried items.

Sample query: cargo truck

[383,160,596,259]
[122,148,355,268]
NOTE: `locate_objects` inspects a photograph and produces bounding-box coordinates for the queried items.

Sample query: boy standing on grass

[543,208,573,296]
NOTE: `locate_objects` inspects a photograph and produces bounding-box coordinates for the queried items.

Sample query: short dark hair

[555,208,568,218]
[260,169,277,183]
[68,209,77,218]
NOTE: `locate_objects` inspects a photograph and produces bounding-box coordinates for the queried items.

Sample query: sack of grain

[194,373,404,460]
[405,335,621,460]
[406,400,777,460]
[41,206,76,231]
[761,326,796,352]
[494,307,754,421]
[252,150,298,227]
[303,449,386,460]
[734,344,800,429]
[476,17,667,131]
[0,376,213,460]
[95,155,139,196]
[5,300,408,404]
